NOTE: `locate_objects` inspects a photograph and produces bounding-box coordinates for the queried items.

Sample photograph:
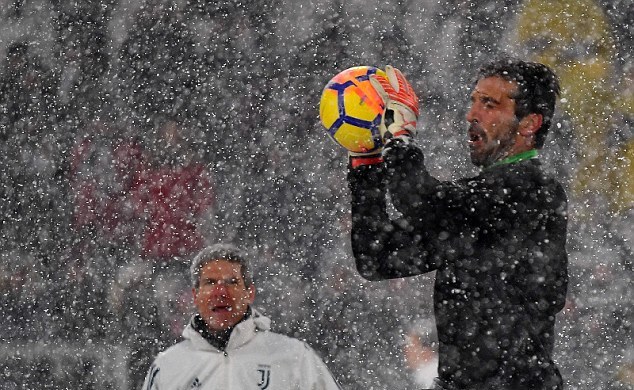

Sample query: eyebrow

[482,96,500,105]
[471,91,501,105]
[201,276,240,284]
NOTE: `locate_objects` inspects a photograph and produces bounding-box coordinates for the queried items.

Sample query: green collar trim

[488,149,538,168]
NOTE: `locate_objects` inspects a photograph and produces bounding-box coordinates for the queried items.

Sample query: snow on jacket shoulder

[142,309,341,390]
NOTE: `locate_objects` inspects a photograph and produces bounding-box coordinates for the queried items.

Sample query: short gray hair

[190,243,253,289]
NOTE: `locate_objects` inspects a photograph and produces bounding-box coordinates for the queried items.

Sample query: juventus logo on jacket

[257,365,271,389]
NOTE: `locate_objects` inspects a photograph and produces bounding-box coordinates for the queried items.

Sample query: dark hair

[190,243,253,288]
[476,57,560,148]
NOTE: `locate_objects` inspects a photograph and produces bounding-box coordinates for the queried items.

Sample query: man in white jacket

[141,243,341,390]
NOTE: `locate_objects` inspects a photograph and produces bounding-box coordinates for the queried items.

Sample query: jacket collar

[487,149,539,169]
[183,307,271,352]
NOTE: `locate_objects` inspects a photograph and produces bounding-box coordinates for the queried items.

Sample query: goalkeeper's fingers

[369,74,389,104]
[384,66,420,118]
[385,65,400,92]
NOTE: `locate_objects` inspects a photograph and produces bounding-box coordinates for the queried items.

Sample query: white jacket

[141,310,341,390]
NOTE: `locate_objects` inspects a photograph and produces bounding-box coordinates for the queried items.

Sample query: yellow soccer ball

[319,66,386,153]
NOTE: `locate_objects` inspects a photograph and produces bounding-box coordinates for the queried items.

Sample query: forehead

[199,259,243,279]
[471,76,518,102]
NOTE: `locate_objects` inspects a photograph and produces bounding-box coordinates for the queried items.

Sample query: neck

[193,308,252,351]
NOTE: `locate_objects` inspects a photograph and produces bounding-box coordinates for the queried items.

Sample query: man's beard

[469,121,519,168]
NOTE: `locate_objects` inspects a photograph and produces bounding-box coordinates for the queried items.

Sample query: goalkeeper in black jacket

[348,59,568,390]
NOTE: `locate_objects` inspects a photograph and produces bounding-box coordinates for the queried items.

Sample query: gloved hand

[369,65,420,142]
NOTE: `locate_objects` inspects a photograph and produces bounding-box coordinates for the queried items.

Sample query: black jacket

[348,142,568,390]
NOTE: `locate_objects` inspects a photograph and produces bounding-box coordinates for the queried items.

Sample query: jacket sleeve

[348,143,447,280]
[299,343,342,390]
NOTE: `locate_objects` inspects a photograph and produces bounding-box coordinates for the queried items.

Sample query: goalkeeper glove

[370,65,420,142]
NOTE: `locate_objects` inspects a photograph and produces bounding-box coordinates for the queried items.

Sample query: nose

[210,282,229,297]
[465,104,477,123]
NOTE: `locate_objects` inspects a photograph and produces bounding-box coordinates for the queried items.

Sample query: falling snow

[0,0,632,389]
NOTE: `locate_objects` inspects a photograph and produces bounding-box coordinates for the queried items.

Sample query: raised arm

[348,160,443,280]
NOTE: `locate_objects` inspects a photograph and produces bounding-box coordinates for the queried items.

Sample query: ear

[518,113,543,137]
[247,285,256,304]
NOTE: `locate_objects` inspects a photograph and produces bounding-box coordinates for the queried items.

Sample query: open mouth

[468,132,482,143]
[212,305,233,313]
[468,124,485,146]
